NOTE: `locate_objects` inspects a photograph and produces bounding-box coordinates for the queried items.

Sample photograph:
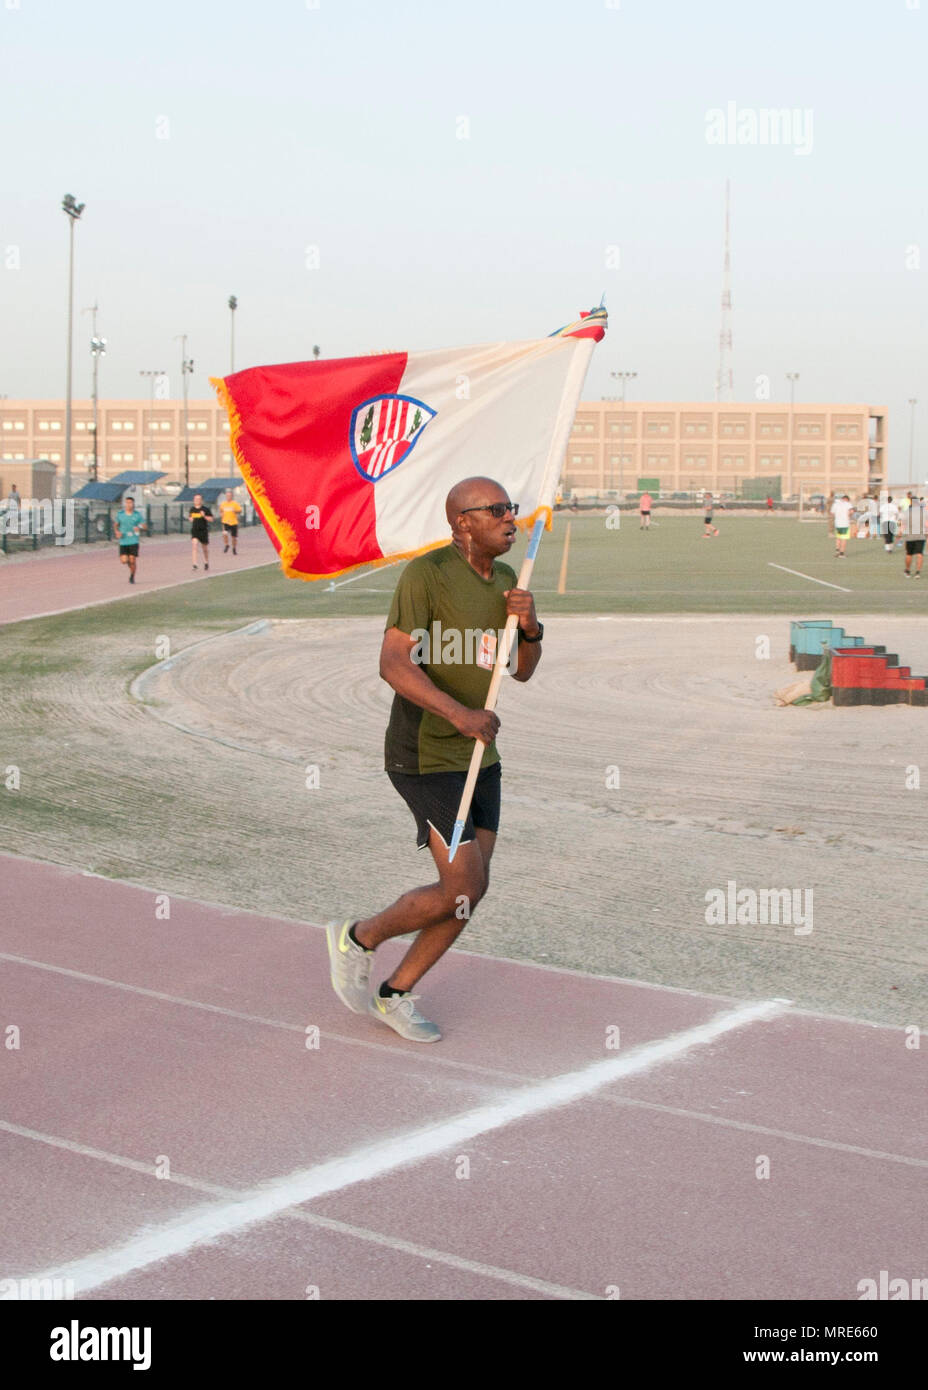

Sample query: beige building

[1,397,887,498]
[0,399,236,489]
[566,401,887,497]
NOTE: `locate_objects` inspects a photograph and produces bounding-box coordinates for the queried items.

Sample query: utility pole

[228,295,238,372]
[786,372,800,507]
[62,193,86,498]
[610,370,637,493]
[715,180,733,402]
[139,370,164,468]
[176,335,194,487]
[84,303,106,482]
[909,398,918,485]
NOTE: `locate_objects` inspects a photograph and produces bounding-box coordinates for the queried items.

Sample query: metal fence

[1,500,262,555]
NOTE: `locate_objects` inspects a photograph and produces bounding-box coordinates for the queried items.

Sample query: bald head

[445,477,508,528]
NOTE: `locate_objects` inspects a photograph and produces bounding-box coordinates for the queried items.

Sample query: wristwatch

[521,621,544,643]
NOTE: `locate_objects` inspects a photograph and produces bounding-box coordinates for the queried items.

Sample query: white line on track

[326,559,402,590]
[0,556,277,626]
[0,1120,595,1300]
[767,562,851,593]
[598,1097,928,1170]
[0,951,527,1082]
[20,998,788,1295]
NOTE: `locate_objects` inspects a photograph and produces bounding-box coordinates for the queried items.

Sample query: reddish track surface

[1,854,924,1301]
[0,532,276,626]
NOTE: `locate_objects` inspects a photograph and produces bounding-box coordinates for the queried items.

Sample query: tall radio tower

[715,180,733,401]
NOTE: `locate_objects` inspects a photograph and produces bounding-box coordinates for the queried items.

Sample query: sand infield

[110,613,928,1026]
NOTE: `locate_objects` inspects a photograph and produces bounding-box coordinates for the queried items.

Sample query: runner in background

[639,491,652,530]
[831,494,852,557]
[903,497,926,579]
[880,494,900,554]
[114,495,147,584]
[189,493,213,570]
[219,489,243,556]
[702,492,719,538]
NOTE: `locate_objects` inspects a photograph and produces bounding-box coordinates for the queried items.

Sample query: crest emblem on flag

[350,394,436,482]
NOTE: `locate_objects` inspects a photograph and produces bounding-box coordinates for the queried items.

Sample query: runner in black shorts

[189,493,213,570]
[702,492,719,538]
[324,476,544,1042]
[903,497,927,578]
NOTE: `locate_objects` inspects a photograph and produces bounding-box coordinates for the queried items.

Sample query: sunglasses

[460,501,519,520]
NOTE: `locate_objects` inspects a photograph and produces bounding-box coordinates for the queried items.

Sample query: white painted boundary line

[767,562,851,593]
[0,1121,594,1301]
[0,556,277,627]
[326,558,402,590]
[22,998,788,1295]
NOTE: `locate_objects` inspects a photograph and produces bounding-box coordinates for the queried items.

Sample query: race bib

[477,630,497,670]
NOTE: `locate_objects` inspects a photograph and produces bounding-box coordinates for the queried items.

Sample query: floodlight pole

[62,193,86,499]
[610,370,637,493]
[786,372,800,512]
[176,334,194,488]
[139,370,164,468]
[85,303,106,482]
[228,295,237,373]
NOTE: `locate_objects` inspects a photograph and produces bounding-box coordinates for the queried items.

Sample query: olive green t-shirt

[384,544,518,774]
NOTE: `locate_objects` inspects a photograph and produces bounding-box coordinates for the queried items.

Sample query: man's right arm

[379,628,500,745]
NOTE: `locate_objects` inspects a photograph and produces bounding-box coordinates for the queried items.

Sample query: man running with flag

[325,476,543,1042]
[211,304,606,1039]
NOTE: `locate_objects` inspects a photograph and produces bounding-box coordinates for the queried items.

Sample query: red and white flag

[211,308,606,580]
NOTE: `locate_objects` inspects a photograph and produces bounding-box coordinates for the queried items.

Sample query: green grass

[2,515,918,669]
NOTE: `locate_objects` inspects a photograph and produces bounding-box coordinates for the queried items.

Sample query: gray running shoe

[325,919,373,1014]
[368,991,442,1043]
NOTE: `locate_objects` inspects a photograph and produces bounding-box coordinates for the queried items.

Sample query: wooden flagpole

[447,324,602,861]
[447,517,545,860]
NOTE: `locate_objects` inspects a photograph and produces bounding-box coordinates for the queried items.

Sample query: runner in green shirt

[114,496,147,584]
[325,476,544,1042]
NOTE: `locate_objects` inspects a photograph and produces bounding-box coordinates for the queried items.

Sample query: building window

[38,421,49,431]
[113,421,122,430]
[124,421,135,430]
[76,421,86,430]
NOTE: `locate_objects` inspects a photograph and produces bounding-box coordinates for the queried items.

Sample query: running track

[1,854,924,1300]
[0,531,276,626]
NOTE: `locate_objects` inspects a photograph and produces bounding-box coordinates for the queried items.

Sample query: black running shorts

[387,762,502,851]
[119,544,139,558]
[223,524,238,537]
[906,540,926,555]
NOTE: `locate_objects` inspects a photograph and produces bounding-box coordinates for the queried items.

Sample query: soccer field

[6,514,919,645]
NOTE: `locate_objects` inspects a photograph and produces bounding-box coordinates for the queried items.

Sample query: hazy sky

[2,0,926,463]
